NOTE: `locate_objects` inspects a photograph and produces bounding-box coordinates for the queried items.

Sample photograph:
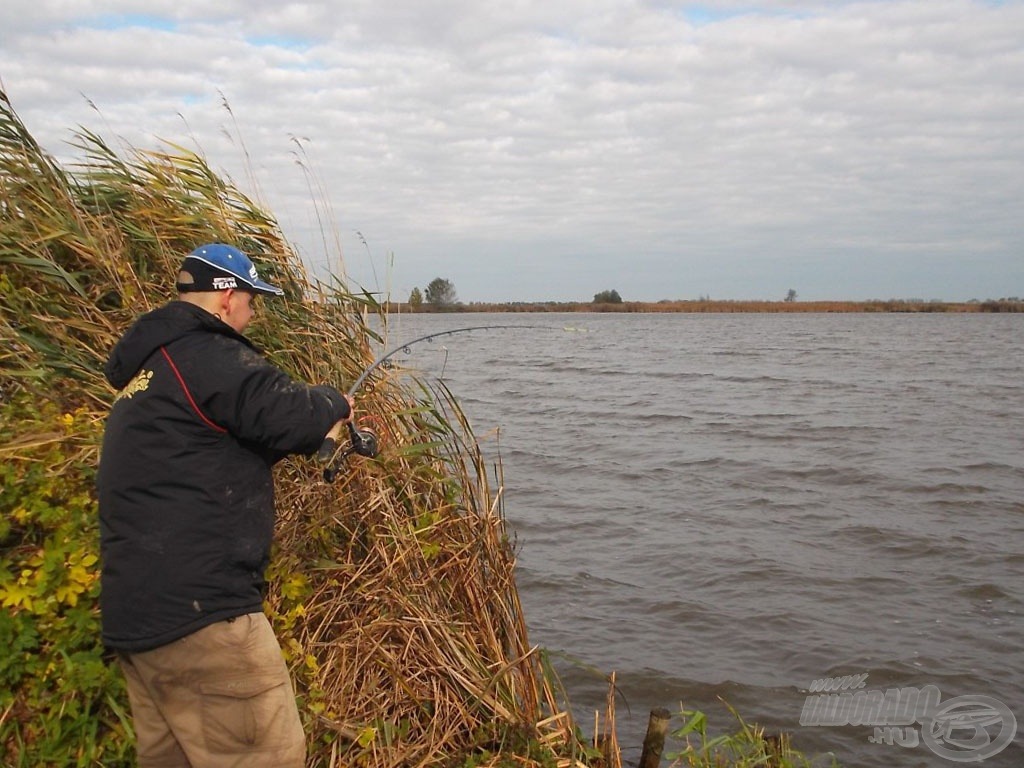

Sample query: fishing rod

[320,325,543,481]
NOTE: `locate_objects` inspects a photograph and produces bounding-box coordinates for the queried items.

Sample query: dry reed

[0,89,604,767]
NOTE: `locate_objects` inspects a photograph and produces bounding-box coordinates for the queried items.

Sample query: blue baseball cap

[177,243,284,297]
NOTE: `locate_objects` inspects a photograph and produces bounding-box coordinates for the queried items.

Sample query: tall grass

[0,89,601,768]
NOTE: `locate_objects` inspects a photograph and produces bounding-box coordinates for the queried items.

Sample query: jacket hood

[104,301,251,389]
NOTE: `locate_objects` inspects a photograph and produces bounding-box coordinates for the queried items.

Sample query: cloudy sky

[2,1,1022,302]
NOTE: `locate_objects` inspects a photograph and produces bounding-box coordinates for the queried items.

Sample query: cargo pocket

[199,674,290,753]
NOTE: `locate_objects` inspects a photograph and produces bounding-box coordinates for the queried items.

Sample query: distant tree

[409,287,423,309]
[785,288,797,302]
[425,277,457,307]
[593,289,623,304]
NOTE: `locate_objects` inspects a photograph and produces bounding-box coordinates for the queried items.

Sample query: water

[375,312,1023,768]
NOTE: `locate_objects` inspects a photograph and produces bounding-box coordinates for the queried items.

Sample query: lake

[374,312,1023,768]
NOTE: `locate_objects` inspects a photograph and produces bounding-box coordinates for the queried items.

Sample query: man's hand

[318,395,355,463]
[325,394,356,441]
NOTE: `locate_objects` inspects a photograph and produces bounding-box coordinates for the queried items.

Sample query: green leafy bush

[0,400,132,766]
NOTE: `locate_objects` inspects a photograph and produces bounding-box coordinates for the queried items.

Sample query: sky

[1,0,1022,303]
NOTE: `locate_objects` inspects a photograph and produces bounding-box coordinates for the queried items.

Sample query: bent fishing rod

[319,325,543,481]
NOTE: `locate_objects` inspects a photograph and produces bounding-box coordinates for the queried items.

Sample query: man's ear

[217,289,234,315]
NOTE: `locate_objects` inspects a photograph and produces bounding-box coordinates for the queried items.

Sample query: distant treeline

[387,298,1024,314]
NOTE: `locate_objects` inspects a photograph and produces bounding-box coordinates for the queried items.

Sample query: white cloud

[2,0,1022,301]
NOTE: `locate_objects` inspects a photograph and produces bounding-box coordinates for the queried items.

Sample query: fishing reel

[319,421,380,483]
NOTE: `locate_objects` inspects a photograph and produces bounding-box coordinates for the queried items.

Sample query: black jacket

[96,301,349,651]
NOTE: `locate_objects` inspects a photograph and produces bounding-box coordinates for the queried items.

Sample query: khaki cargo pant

[117,613,306,768]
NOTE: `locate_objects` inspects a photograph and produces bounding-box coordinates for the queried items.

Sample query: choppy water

[377,312,1023,768]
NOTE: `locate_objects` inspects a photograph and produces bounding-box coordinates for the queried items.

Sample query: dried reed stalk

[0,89,598,767]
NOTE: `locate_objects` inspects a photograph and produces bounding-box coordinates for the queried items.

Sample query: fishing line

[320,324,553,480]
[344,325,542,398]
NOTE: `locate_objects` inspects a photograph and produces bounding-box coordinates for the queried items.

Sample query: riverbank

[390,298,1022,313]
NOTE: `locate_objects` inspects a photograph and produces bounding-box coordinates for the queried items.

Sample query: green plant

[667,704,838,768]
[0,400,133,767]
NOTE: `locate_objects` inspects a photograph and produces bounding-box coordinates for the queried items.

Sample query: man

[97,243,353,767]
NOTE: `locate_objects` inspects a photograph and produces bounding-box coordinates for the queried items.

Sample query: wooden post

[638,707,671,768]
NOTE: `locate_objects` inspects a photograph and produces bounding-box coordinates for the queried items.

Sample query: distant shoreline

[388,299,1023,314]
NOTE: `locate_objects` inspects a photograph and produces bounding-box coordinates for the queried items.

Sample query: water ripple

[389,313,1024,768]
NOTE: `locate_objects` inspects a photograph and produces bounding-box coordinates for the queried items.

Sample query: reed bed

[0,90,609,768]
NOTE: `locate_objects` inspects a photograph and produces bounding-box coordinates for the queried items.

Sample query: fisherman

[96,243,354,767]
